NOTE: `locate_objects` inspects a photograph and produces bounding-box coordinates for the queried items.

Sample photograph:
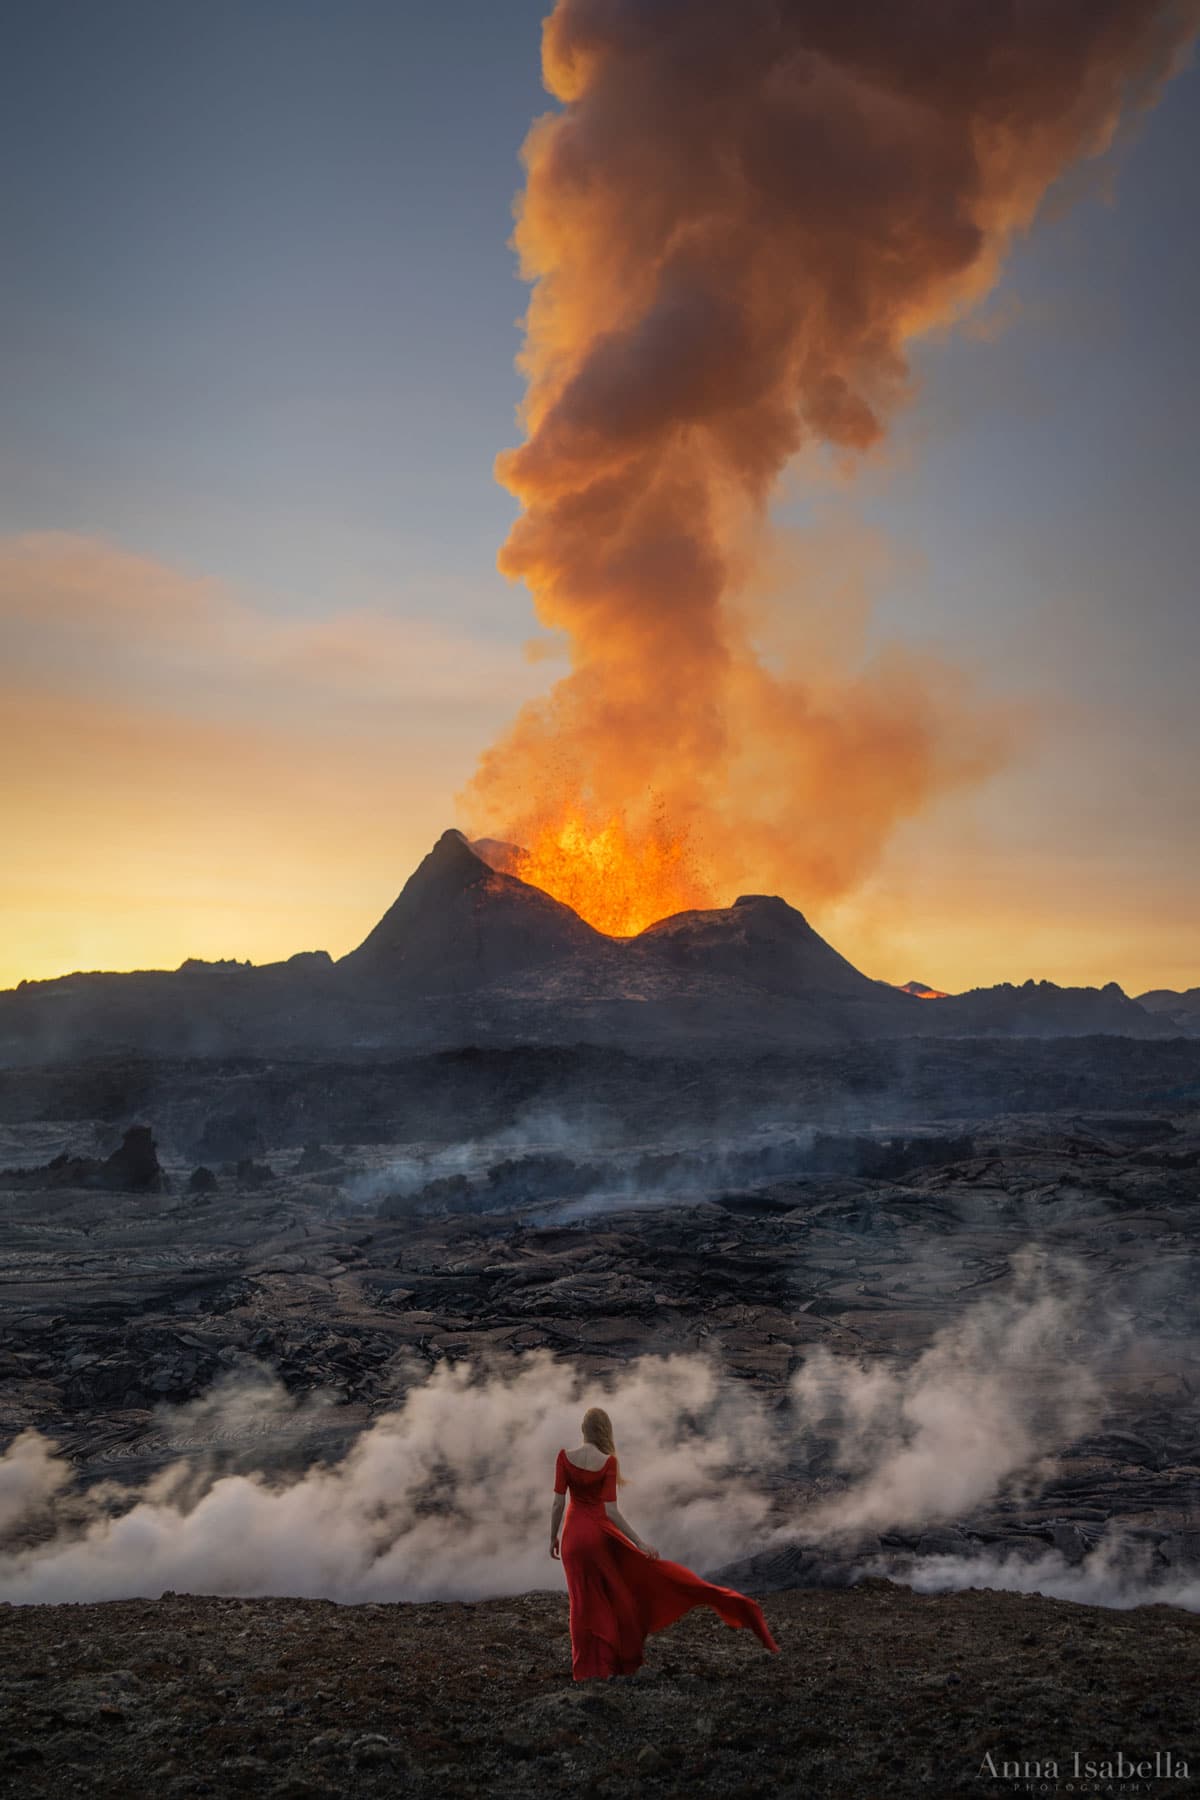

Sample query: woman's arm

[605,1501,659,1559]
[549,1492,565,1559]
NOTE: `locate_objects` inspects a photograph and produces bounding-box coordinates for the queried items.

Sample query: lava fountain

[509,809,711,938]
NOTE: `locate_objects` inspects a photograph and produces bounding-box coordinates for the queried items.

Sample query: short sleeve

[600,1459,617,1503]
[554,1449,567,1495]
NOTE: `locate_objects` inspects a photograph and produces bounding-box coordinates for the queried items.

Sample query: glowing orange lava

[513,812,712,937]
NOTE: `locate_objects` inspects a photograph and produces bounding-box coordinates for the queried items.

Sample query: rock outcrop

[1,1125,166,1193]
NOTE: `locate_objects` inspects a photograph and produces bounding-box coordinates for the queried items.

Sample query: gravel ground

[3,1581,1199,1799]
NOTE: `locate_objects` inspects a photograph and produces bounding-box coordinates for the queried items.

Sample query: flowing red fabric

[555,1448,780,1681]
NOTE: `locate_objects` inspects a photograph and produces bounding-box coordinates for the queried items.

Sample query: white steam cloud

[1,1251,1193,1614]
[0,1352,778,1605]
[0,1429,71,1536]
[786,1248,1104,1538]
[885,1539,1200,1614]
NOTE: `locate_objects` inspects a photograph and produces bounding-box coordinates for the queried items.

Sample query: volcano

[342,832,891,1002]
[639,895,890,1001]
[339,830,608,993]
[0,829,1184,1060]
[330,831,913,1044]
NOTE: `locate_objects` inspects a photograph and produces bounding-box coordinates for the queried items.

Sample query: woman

[549,1405,780,1681]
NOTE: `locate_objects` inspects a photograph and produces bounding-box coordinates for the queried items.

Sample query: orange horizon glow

[4,804,1198,1000]
[0,537,1196,1001]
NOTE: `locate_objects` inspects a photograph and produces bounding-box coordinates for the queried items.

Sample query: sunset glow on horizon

[2,4,1197,1003]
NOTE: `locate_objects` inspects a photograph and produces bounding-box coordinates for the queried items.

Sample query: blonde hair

[581,1406,628,1486]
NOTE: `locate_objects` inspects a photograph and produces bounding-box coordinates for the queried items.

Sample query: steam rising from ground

[788,1249,1103,1536]
[890,1539,1200,1615]
[6,1251,1193,1612]
[0,1431,70,1538]
[0,1354,777,1605]
[464,0,1198,910]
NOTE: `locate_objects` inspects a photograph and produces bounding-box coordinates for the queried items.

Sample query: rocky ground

[3,1582,1199,1798]
[2,1040,1199,1793]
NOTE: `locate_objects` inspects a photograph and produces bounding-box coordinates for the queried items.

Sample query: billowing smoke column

[464,0,1198,934]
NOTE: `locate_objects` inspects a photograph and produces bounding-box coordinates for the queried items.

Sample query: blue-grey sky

[1,1,544,609]
[1,1,1197,991]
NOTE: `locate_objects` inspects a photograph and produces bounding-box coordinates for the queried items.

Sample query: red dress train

[555,1448,780,1681]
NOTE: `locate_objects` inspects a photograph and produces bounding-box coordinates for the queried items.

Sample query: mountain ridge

[0,829,1189,1058]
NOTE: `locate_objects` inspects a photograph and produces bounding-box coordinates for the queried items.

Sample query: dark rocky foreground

[3,1584,1199,1799]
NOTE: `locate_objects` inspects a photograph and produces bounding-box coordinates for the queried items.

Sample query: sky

[1,1,1197,996]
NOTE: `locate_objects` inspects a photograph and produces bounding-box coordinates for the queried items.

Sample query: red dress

[555,1448,780,1681]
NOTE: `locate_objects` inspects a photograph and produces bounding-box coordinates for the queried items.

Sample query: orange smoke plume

[462,0,1198,934]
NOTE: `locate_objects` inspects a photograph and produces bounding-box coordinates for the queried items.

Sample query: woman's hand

[642,1544,660,1561]
[550,1537,561,1561]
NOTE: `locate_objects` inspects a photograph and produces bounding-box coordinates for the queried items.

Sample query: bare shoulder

[566,1443,607,1468]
